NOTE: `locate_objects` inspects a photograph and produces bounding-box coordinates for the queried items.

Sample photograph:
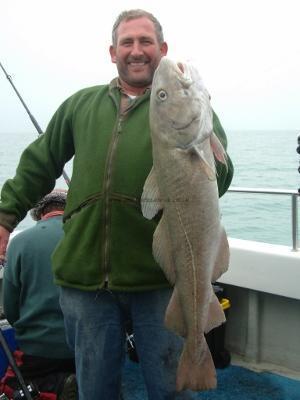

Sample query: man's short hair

[30,189,67,221]
[112,9,164,46]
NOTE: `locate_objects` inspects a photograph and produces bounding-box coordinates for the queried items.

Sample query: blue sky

[0,0,299,132]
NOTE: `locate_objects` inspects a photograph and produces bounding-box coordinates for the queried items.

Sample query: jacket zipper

[101,88,150,286]
[103,115,123,283]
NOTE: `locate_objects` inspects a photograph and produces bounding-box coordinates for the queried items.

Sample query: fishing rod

[0,329,34,400]
[297,134,300,194]
[0,61,70,185]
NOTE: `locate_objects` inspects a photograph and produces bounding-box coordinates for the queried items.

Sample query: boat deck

[122,357,300,400]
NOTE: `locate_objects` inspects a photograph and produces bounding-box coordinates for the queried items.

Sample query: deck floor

[122,358,300,400]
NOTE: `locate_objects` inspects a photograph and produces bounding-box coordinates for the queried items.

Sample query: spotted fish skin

[142,57,230,392]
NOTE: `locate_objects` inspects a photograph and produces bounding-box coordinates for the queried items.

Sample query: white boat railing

[227,187,299,251]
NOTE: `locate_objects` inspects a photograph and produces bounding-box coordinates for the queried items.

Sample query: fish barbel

[141,57,230,391]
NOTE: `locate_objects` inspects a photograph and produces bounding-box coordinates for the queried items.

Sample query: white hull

[219,238,300,377]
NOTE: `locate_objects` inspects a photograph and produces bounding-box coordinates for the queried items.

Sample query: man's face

[110,17,168,94]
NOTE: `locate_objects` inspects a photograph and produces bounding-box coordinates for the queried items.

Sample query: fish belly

[153,149,229,391]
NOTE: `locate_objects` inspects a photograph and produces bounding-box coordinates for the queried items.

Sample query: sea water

[0,129,299,246]
[220,129,299,246]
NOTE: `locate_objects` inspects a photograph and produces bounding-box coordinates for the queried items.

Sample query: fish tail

[176,340,216,392]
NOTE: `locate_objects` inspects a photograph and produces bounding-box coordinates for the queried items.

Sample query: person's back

[1,190,77,400]
[3,216,71,358]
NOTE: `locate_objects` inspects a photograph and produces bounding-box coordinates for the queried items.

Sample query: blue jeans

[60,287,195,400]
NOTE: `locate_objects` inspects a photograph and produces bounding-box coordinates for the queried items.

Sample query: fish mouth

[172,116,199,131]
[176,62,193,87]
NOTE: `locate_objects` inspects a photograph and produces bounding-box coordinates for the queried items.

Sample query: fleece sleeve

[0,96,75,231]
[212,110,234,197]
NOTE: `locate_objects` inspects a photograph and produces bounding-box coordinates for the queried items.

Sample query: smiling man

[0,9,233,400]
[110,13,168,94]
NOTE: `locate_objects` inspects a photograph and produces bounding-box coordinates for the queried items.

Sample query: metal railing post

[227,187,299,251]
[291,194,299,251]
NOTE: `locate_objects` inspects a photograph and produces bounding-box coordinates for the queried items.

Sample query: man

[0,9,233,400]
[1,190,77,400]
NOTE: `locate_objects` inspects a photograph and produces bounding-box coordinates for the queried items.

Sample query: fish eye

[157,89,168,101]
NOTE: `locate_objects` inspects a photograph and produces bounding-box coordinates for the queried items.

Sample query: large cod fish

[141,57,230,391]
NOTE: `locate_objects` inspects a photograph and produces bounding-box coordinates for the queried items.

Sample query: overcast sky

[0,0,299,133]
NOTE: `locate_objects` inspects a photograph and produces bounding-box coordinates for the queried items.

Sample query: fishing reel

[0,383,39,400]
[12,383,39,400]
[297,135,300,194]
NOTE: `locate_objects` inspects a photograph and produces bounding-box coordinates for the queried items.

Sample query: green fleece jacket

[3,216,74,358]
[0,79,233,291]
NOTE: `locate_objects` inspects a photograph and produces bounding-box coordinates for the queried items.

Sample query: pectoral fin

[189,146,216,180]
[141,167,162,219]
[210,131,228,168]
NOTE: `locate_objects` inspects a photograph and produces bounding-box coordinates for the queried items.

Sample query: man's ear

[109,45,117,63]
[160,42,168,56]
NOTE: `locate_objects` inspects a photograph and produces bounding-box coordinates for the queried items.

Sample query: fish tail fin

[176,339,217,391]
[165,287,186,337]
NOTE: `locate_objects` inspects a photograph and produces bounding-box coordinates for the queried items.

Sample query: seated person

[0,190,77,400]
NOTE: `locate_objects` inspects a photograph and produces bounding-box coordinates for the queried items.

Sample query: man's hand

[0,226,10,266]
